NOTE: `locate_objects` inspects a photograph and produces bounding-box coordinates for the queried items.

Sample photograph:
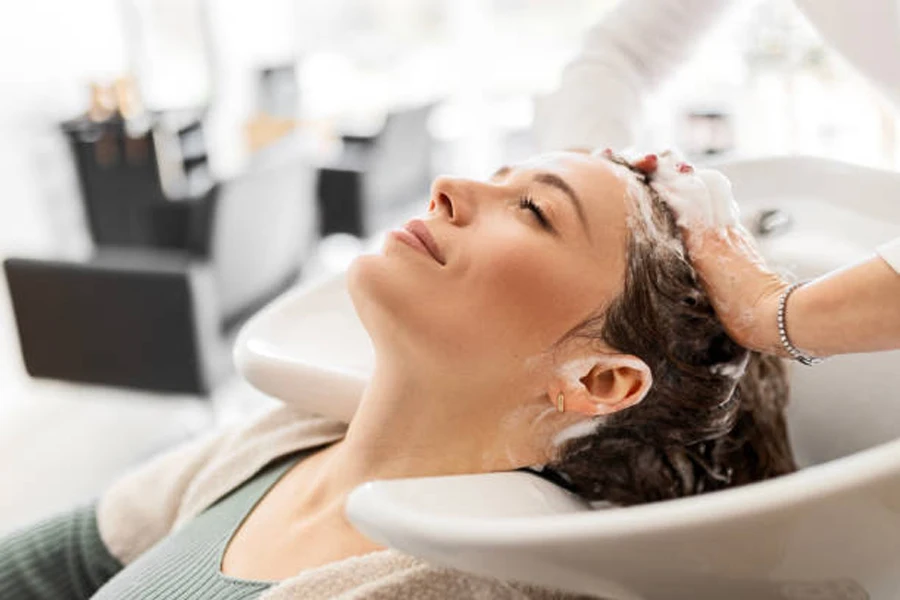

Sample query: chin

[347,252,462,365]
[346,254,383,331]
[347,253,418,349]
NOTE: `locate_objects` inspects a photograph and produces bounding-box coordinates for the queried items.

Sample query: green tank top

[92,449,311,599]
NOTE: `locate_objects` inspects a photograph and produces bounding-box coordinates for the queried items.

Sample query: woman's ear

[553,355,652,417]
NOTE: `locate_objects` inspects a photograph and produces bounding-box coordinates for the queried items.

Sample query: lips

[403,219,445,265]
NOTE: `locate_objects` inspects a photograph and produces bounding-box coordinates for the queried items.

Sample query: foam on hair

[541,149,795,505]
[644,150,739,229]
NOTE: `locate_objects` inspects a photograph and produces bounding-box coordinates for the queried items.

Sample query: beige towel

[97,404,598,599]
[260,548,598,599]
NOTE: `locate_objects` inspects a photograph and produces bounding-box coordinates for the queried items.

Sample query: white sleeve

[877,237,900,274]
[535,0,738,152]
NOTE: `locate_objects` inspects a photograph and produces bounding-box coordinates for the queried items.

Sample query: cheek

[453,231,602,354]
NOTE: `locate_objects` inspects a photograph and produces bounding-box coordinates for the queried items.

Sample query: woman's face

[349,151,633,378]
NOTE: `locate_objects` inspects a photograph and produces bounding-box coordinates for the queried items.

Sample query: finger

[696,169,739,228]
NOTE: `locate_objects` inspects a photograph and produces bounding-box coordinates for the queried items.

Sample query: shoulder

[98,405,346,565]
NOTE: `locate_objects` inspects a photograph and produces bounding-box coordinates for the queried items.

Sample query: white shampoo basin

[236,156,900,600]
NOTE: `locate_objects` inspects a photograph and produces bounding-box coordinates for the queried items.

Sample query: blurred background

[1,0,899,534]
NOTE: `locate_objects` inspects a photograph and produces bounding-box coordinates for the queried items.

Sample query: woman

[0,149,795,599]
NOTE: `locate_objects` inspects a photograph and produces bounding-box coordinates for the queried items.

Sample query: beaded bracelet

[777,282,824,366]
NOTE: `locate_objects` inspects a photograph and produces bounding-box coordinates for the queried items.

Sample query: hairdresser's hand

[681,224,789,355]
[637,153,790,355]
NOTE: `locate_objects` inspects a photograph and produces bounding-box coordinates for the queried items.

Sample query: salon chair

[61,110,213,249]
[4,136,317,395]
[236,155,900,599]
[317,103,434,237]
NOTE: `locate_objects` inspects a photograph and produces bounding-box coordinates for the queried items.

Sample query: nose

[428,176,483,225]
[428,176,459,222]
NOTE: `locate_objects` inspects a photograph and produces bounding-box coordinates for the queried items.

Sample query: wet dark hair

[542,151,796,505]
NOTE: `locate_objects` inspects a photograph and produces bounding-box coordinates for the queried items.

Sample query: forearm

[536,0,737,151]
[767,255,900,357]
[0,504,123,600]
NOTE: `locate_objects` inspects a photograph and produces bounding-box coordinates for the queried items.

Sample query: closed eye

[518,196,553,232]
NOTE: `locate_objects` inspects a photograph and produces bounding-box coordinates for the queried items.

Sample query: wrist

[777,282,827,365]
[755,286,791,357]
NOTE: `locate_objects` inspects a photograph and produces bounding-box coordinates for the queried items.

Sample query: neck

[299,357,556,517]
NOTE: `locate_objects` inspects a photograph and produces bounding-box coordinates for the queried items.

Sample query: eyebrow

[492,165,589,236]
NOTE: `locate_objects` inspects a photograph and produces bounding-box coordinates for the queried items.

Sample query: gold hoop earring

[556,392,565,413]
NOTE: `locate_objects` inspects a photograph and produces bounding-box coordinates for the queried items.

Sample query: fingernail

[634,154,658,173]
